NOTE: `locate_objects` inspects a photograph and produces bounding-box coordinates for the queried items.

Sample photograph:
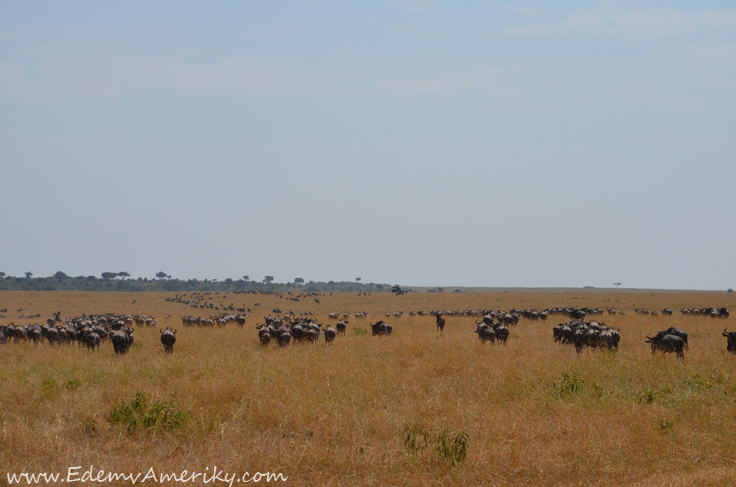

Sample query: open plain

[2,290,736,486]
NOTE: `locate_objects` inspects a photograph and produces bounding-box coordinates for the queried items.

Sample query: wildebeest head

[723,328,736,354]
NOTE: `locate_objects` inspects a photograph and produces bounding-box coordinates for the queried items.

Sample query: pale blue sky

[1,1,734,289]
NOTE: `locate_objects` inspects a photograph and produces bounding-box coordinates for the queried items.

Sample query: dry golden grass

[1,290,736,486]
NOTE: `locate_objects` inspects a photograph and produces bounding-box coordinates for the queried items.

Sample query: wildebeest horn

[645,333,652,339]
[174,328,177,334]
[724,328,729,337]
[159,328,163,334]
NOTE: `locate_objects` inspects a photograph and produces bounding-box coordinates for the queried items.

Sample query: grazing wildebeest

[81,330,100,351]
[256,325,271,347]
[493,324,509,344]
[432,311,445,332]
[662,327,688,350]
[570,309,586,320]
[336,320,347,335]
[369,321,393,336]
[160,325,177,353]
[646,331,686,359]
[276,325,292,346]
[723,328,736,354]
[111,327,134,354]
[324,325,336,345]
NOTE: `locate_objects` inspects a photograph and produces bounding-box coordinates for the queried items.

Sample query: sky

[0,1,734,289]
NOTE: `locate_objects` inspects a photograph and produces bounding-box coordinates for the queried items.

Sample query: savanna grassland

[2,290,736,486]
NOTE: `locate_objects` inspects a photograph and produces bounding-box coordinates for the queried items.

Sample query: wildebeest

[80,330,100,351]
[324,325,336,345]
[256,324,272,347]
[432,311,446,332]
[723,328,736,354]
[111,327,134,354]
[160,325,177,353]
[662,327,688,350]
[554,320,619,353]
[276,324,292,346]
[646,331,686,359]
[369,321,393,336]
[336,320,347,335]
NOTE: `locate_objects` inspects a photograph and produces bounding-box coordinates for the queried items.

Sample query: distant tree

[87,275,96,280]
[728,289,734,293]
[614,282,621,289]
[294,277,304,284]
[155,271,170,280]
[243,275,250,281]
[263,276,274,283]
[356,277,361,282]
[117,271,131,279]
[225,278,233,284]
[437,287,444,292]
[54,271,69,279]
[0,272,5,278]
[376,284,384,290]
[101,272,118,280]
[25,271,33,278]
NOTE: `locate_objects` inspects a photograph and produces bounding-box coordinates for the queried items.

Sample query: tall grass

[0,290,735,485]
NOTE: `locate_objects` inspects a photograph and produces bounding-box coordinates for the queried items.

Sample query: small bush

[659,418,674,431]
[41,377,58,392]
[638,389,657,404]
[110,391,190,433]
[553,372,585,398]
[684,373,714,392]
[353,327,367,336]
[403,426,469,468]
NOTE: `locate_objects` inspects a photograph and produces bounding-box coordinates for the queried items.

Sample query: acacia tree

[155,271,170,280]
[25,271,32,278]
[263,276,274,284]
[118,272,131,280]
[294,277,304,284]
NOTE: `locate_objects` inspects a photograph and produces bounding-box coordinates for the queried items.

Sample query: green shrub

[110,391,190,433]
[553,372,585,398]
[638,388,657,404]
[403,426,469,468]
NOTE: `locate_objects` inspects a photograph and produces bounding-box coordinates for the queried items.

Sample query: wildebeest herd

[0,305,732,359]
[0,313,177,355]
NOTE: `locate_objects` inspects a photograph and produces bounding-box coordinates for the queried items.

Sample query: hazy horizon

[1,1,734,290]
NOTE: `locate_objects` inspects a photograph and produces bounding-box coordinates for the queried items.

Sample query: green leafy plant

[110,391,190,433]
[637,388,657,404]
[553,372,585,397]
[403,426,469,468]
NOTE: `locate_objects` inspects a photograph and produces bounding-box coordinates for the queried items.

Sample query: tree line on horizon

[0,271,391,293]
